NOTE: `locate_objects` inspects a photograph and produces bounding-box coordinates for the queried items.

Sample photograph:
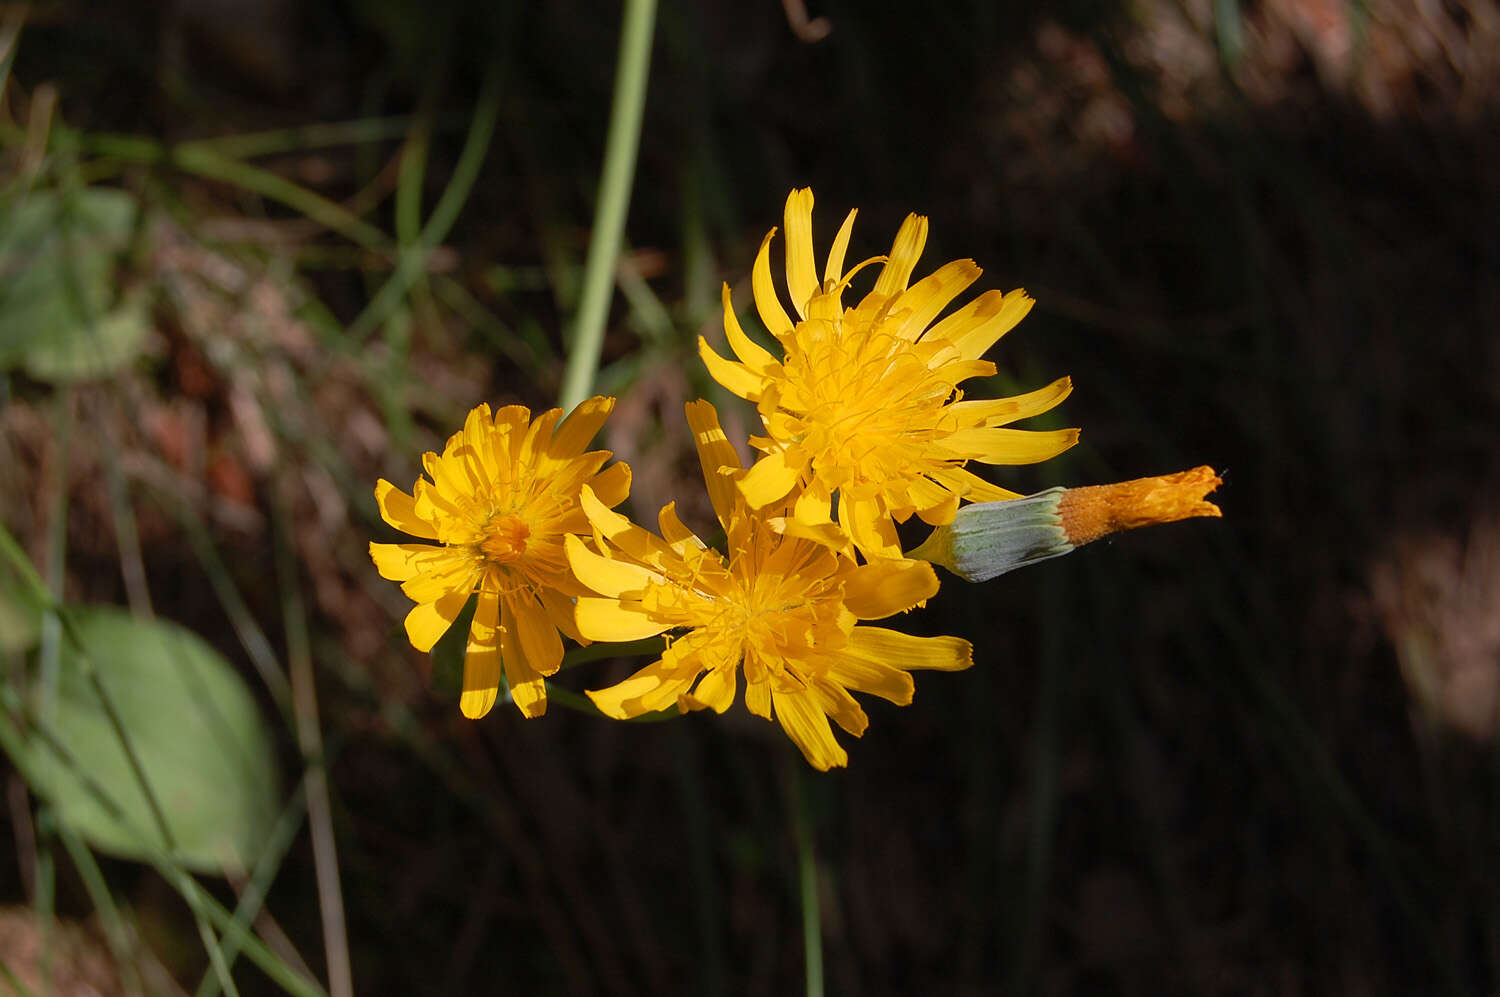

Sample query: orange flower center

[480,512,530,564]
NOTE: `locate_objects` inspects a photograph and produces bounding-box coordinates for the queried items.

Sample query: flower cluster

[370,189,1221,769]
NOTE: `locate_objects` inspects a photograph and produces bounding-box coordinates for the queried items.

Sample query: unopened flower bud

[908,467,1222,582]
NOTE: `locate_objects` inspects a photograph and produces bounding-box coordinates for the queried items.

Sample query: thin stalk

[196,784,311,997]
[175,115,433,162]
[102,422,153,618]
[345,66,500,344]
[0,958,37,997]
[58,826,146,997]
[273,485,353,997]
[164,489,292,714]
[789,761,824,997]
[558,0,657,410]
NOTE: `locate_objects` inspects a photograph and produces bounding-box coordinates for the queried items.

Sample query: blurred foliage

[0,0,1497,993]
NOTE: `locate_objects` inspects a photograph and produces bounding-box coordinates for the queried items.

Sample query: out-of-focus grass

[0,0,1497,993]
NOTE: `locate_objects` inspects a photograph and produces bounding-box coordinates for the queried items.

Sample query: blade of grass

[58,826,146,997]
[175,115,439,162]
[195,782,311,997]
[65,130,390,252]
[160,487,293,715]
[345,64,500,344]
[272,482,353,997]
[558,0,658,410]
[0,957,38,997]
[102,417,153,619]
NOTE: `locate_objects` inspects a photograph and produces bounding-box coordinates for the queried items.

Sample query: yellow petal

[458,403,501,488]
[927,465,1023,503]
[872,212,928,299]
[721,283,779,374]
[914,491,959,527]
[745,676,772,719]
[499,596,548,717]
[404,589,471,652]
[823,653,915,705]
[847,626,972,672]
[369,542,443,581]
[587,657,695,720]
[751,228,794,338]
[684,400,743,529]
[549,395,615,460]
[459,591,502,719]
[811,679,869,737]
[489,404,531,469]
[684,662,737,714]
[842,558,939,619]
[539,586,583,643]
[575,596,670,642]
[783,188,819,318]
[928,288,1034,360]
[840,493,902,560]
[657,502,707,552]
[397,551,479,606]
[518,407,564,473]
[564,534,654,597]
[904,476,960,526]
[578,486,680,569]
[891,259,981,341]
[739,450,800,510]
[794,485,834,525]
[941,427,1080,465]
[423,445,479,505]
[823,208,858,287]
[589,461,632,507]
[772,687,847,771]
[509,590,563,677]
[947,377,1072,429]
[699,338,766,401]
[375,479,438,539]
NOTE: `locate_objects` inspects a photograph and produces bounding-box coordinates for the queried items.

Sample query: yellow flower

[369,398,630,719]
[564,400,972,770]
[700,188,1079,560]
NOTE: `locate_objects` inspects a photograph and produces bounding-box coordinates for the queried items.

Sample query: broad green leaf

[20,607,279,875]
[0,187,150,382]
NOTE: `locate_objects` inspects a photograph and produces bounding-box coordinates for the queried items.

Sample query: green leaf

[0,187,150,382]
[19,607,280,875]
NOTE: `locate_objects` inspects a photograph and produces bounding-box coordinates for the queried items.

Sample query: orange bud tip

[1057,466,1223,547]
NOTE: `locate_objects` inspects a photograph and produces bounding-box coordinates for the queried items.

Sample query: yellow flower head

[370,398,630,720]
[700,188,1080,560]
[564,400,972,770]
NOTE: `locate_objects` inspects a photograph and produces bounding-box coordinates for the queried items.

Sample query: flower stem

[792,765,825,997]
[558,0,657,410]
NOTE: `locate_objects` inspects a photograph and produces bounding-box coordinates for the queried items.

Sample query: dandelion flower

[370,398,631,719]
[564,400,971,770]
[700,188,1079,560]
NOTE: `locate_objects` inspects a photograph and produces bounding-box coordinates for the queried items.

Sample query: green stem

[558,0,657,410]
[791,765,824,997]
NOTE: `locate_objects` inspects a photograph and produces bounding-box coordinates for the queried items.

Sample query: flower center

[479,512,530,564]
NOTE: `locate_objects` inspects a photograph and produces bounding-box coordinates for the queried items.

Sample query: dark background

[3,0,1499,992]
